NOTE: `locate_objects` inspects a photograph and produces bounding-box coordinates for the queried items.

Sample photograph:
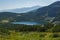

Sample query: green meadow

[0,24,60,40]
[0,32,60,40]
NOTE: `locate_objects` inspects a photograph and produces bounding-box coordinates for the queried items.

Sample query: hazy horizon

[0,0,58,10]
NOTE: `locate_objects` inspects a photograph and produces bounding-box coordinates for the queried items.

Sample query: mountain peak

[54,1,60,4]
[49,1,60,7]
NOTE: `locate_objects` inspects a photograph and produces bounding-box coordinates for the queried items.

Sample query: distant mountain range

[0,1,60,24]
[0,6,40,13]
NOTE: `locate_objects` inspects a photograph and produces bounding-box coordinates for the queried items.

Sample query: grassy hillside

[0,32,60,40]
[0,24,60,40]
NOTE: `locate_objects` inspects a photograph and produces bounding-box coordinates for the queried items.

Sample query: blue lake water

[12,22,39,25]
[11,21,47,25]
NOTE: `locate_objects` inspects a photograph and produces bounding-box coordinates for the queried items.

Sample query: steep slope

[15,1,60,21]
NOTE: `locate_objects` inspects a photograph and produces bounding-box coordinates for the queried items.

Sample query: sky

[0,0,58,10]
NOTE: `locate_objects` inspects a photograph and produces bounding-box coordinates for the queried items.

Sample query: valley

[0,1,60,40]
